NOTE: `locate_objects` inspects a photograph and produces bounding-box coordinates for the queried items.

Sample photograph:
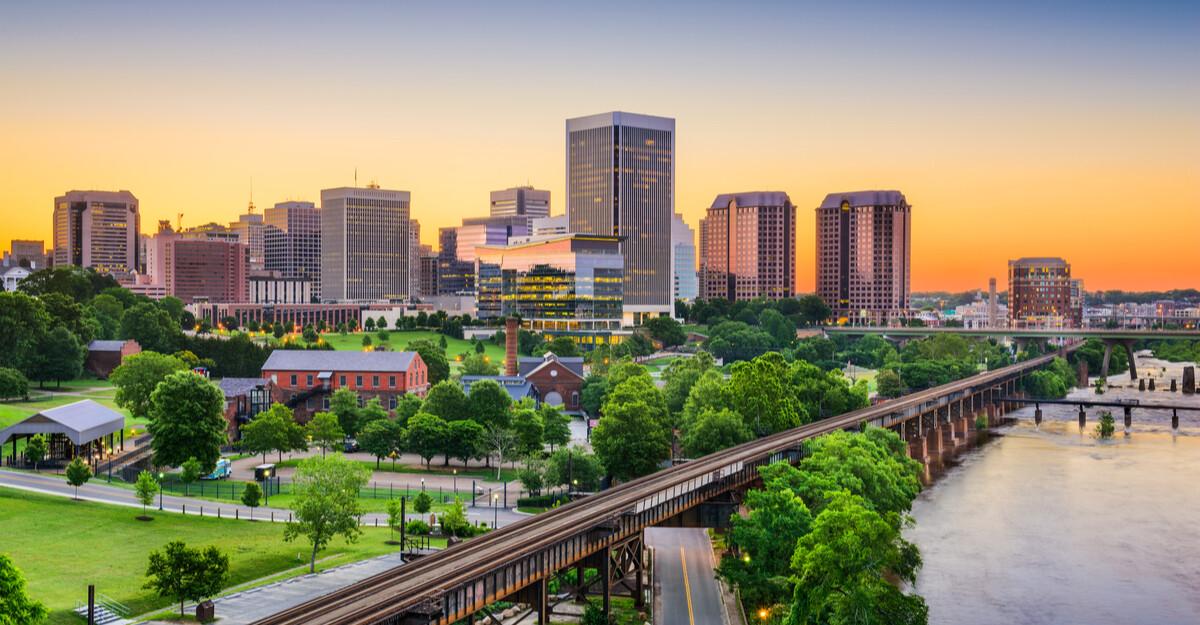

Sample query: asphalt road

[645,528,727,625]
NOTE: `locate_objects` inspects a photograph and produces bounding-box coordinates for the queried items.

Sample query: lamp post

[158,472,164,511]
[421,478,425,492]
[453,470,457,499]
[492,492,499,528]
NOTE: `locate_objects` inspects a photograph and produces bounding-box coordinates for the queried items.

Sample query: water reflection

[905,357,1200,624]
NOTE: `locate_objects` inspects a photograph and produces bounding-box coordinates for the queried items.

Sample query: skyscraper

[320,184,412,301]
[490,186,551,227]
[53,190,140,274]
[409,219,422,300]
[698,193,795,302]
[566,111,674,324]
[264,201,321,298]
[671,213,698,302]
[230,204,265,271]
[815,190,911,324]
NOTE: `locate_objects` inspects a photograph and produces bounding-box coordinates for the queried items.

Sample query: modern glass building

[566,111,674,325]
[53,190,140,275]
[672,212,698,302]
[264,201,321,299]
[475,234,623,335]
[437,216,530,296]
[490,185,550,229]
[320,184,412,301]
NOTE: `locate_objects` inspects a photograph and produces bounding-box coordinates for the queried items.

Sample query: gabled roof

[262,350,420,373]
[87,340,131,352]
[460,376,538,402]
[524,358,585,382]
[518,354,584,378]
[217,377,270,398]
[0,400,125,446]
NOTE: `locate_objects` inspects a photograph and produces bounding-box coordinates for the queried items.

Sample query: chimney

[505,317,519,377]
[988,278,997,328]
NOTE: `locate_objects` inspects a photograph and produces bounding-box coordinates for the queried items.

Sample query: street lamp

[158,472,164,511]
[453,470,457,498]
[421,478,425,492]
[492,492,499,528]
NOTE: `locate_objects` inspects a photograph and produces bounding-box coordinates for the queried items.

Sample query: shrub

[405,519,431,535]
[517,493,570,508]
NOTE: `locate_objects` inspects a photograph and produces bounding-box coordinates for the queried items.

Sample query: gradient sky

[1,1,1196,292]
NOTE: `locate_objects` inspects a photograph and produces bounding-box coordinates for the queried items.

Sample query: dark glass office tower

[566,111,674,325]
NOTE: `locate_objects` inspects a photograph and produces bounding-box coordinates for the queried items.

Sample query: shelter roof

[0,400,125,446]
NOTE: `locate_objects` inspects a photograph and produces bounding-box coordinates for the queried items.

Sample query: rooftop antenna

[248,177,255,214]
[355,168,358,187]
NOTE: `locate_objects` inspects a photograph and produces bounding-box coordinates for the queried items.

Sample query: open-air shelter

[0,400,126,468]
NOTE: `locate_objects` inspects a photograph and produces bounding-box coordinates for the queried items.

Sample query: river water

[907,354,1200,624]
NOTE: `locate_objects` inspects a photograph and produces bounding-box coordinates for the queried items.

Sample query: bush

[405,519,431,535]
[517,493,570,508]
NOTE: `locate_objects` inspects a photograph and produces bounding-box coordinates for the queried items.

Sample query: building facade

[248,274,313,304]
[194,302,362,330]
[1008,257,1081,328]
[164,239,250,304]
[261,351,430,419]
[418,249,439,297]
[5,240,48,270]
[437,217,530,296]
[815,190,911,324]
[475,234,623,336]
[230,207,265,271]
[566,111,674,324]
[321,185,413,301]
[490,185,551,228]
[671,213,698,302]
[264,201,321,300]
[53,190,140,274]
[698,193,794,302]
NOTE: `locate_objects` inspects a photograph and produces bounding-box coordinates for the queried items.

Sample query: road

[646,528,727,625]
[0,468,529,527]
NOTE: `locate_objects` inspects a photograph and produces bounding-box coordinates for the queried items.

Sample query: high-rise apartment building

[53,190,140,274]
[230,205,265,271]
[815,191,911,324]
[163,239,249,304]
[699,193,794,302]
[320,184,412,301]
[490,186,551,228]
[264,201,321,299]
[566,111,674,324]
[671,213,698,302]
[1008,257,1080,328]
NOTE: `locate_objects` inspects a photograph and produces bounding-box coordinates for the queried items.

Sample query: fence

[116,472,476,506]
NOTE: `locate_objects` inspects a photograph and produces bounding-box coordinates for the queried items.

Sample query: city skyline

[1,1,1196,292]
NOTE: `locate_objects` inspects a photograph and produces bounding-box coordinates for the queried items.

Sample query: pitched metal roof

[261,350,419,373]
[710,191,792,209]
[460,376,538,402]
[0,400,125,446]
[87,340,130,352]
[818,190,907,209]
[216,377,269,398]
[518,355,584,378]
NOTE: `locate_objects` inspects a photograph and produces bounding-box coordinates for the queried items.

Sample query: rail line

[251,348,1071,625]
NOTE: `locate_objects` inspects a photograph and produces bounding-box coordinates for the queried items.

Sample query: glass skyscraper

[566,111,674,325]
[265,201,321,299]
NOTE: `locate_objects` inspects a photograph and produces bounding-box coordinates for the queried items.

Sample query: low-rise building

[260,350,430,420]
[216,377,282,441]
[83,340,141,380]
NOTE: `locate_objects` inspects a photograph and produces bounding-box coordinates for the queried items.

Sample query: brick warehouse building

[260,351,430,419]
[519,353,585,415]
[1008,257,1082,328]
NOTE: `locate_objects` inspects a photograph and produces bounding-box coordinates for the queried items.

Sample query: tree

[358,418,405,468]
[442,497,470,535]
[240,482,262,519]
[445,419,485,466]
[540,405,572,451]
[135,470,158,519]
[65,457,92,499]
[120,302,181,354]
[239,404,291,463]
[605,376,670,431]
[246,319,261,333]
[148,371,227,473]
[0,292,50,377]
[110,352,189,422]
[41,291,93,344]
[681,408,754,458]
[423,380,469,422]
[364,317,376,332]
[467,378,512,429]
[787,429,923,522]
[544,445,604,492]
[788,491,926,625]
[716,475,814,609]
[646,316,687,348]
[460,352,500,376]
[385,499,404,543]
[512,408,544,454]
[1096,410,1116,438]
[797,294,831,327]
[405,412,449,469]
[329,388,361,438]
[393,393,424,427]
[284,453,371,573]
[0,553,48,625]
[303,327,319,343]
[273,323,285,339]
[24,434,47,472]
[0,367,29,401]
[180,457,202,496]
[406,339,450,385]
[357,396,388,432]
[580,375,609,416]
[481,424,519,480]
[346,318,358,332]
[306,412,346,457]
[144,540,231,617]
[412,490,433,515]
[26,326,85,388]
[362,335,373,349]
[474,340,486,354]
[592,399,671,482]
[727,353,804,435]
[662,352,714,416]
[518,462,545,495]
[759,309,797,349]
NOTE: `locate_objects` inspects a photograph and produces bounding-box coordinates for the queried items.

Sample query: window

[572,391,579,407]
[340,374,347,387]
[323,396,331,410]
[389,396,398,410]
[290,374,297,386]
[389,376,396,388]
[306,374,313,387]
[356,375,363,387]
[373,375,380,388]
[271,374,278,384]
[306,398,314,410]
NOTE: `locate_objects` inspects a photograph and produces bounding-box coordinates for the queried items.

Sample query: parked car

[199,458,231,480]
[344,439,360,453]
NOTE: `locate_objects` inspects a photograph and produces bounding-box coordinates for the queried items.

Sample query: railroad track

[252,349,1071,625]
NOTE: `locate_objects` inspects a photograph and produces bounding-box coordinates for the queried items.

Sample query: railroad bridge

[250,348,1077,625]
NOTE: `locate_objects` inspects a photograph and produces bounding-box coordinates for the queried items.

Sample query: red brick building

[216,378,284,441]
[260,351,430,419]
[519,353,585,415]
[166,239,249,304]
[83,340,141,379]
[1008,257,1081,328]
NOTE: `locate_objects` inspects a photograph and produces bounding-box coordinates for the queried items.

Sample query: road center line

[681,546,695,625]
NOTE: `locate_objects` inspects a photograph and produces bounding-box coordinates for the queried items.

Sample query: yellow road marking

[681,547,695,625]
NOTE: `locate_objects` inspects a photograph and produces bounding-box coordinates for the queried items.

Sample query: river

[907,354,1200,624]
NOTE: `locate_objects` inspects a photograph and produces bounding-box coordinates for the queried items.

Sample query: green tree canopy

[41,291,93,344]
[681,408,754,458]
[0,367,30,400]
[144,541,231,616]
[356,396,389,432]
[662,352,715,416]
[540,405,572,451]
[147,371,227,472]
[716,477,814,609]
[467,379,512,429]
[240,404,292,463]
[284,453,371,572]
[406,339,450,385]
[728,352,805,435]
[393,392,424,427]
[24,433,47,471]
[405,412,449,468]
[0,553,48,625]
[306,412,346,456]
[65,457,92,499]
[119,302,182,353]
[544,445,603,491]
[512,408,544,454]
[0,293,50,377]
[423,380,469,422]
[445,419,485,466]
[460,352,500,376]
[646,316,687,348]
[328,388,361,438]
[580,374,609,417]
[357,418,405,468]
[135,470,158,518]
[26,326,85,388]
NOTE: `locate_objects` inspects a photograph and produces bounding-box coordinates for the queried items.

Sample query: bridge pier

[1078,408,1086,429]
[1101,338,1138,380]
[927,426,943,455]
[1078,361,1089,387]
[1035,407,1042,427]
[1172,410,1179,430]
[909,436,928,461]
[1148,378,1156,391]
[1184,366,1195,394]
[1124,406,1132,434]
[1139,379,1146,391]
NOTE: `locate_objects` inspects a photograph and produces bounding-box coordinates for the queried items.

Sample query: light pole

[421,478,425,492]
[492,492,499,528]
[453,470,457,499]
[158,472,164,511]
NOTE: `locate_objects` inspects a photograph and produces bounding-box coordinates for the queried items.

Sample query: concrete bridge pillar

[948,419,958,442]
[1078,361,1089,387]
[1183,366,1196,394]
[1172,409,1179,430]
[909,436,927,461]
[1148,378,1156,391]
[1101,338,1139,380]
[985,403,996,427]
[927,427,943,455]
[1139,378,1146,391]
[1078,408,1086,429]
[1124,406,1132,434]
[1034,407,1043,427]
[1170,379,1177,392]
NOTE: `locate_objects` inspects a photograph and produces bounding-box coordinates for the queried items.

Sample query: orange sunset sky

[1,1,1196,292]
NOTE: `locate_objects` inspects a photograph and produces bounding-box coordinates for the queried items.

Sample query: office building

[4,240,48,270]
[418,247,438,297]
[566,111,674,324]
[671,213,698,302]
[53,190,140,274]
[164,239,249,304]
[698,193,795,302]
[264,201,321,299]
[815,190,911,324]
[230,206,265,271]
[320,184,413,301]
[490,185,551,228]
[1008,257,1080,328]
[248,274,313,304]
[437,216,530,296]
[181,222,241,244]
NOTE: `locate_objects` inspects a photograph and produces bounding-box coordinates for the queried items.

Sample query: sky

[1,0,1196,292]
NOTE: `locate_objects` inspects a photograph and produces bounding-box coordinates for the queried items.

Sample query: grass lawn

[0,486,430,625]
[258,330,507,373]
[274,458,519,482]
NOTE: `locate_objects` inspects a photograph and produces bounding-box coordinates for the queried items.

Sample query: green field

[0,486,433,625]
[262,330,507,373]
[274,457,518,482]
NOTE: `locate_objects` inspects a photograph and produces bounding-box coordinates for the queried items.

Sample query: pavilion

[0,400,126,468]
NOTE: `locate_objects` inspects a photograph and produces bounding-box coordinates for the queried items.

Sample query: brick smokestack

[506,317,519,377]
